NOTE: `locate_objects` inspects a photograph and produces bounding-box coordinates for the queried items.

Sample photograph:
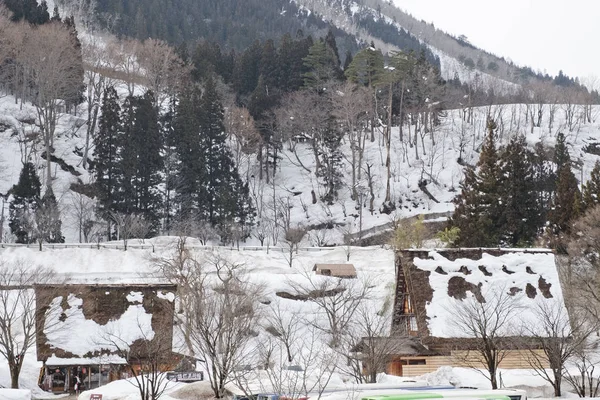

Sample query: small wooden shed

[312,263,357,278]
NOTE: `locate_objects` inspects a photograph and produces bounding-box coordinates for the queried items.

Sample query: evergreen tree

[115,91,163,234]
[317,116,344,204]
[497,135,541,246]
[530,143,556,226]
[173,84,204,218]
[554,132,570,170]
[277,33,310,92]
[582,160,600,210]
[199,77,255,232]
[232,40,262,97]
[303,39,342,91]
[161,96,179,232]
[35,187,64,246]
[62,16,86,111]
[344,45,384,86]
[9,163,41,244]
[260,39,280,91]
[549,133,581,234]
[451,119,502,247]
[93,87,121,221]
[550,166,581,234]
[324,29,343,80]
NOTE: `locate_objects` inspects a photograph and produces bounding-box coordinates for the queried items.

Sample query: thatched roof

[394,248,567,340]
[35,284,177,363]
[313,263,357,278]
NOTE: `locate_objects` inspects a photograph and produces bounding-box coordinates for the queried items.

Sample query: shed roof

[313,263,357,277]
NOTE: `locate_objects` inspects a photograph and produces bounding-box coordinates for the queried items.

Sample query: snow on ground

[0,243,395,396]
[427,47,520,94]
[0,241,594,399]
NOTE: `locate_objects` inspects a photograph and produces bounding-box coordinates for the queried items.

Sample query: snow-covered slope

[1,89,600,244]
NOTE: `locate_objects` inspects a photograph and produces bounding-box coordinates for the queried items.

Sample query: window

[409,316,418,332]
[408,359,426,365]
[403,295,414,314]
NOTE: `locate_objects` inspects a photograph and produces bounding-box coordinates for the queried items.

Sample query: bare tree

[567,205,600,322]
[330,82,370,200]
[224,105,262,179]
[0,261,54,388]
[69,190,96,243]
[343,300,401,383]
[281,225,307,268]
[137,38,189,109]
[187,253,265,398]
[264,301,302,363]
[523,301,596,397]
[80,35,116,170]
[447,288,523,389]
[563,346,600,398]
[21,22,83,188]
[288,273,372,348]
[101,308,174,400]
[254,218,274,247]
[112,39,143,97]
[339,222,356,261]
[108,212,151,250]
[152,236,204,357]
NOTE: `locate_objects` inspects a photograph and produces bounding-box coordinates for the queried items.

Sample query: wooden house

[368,248,567,377]
[312,263,357,278]
[35,283,179,393]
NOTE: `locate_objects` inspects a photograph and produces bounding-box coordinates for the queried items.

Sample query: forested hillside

[1,0,600,250]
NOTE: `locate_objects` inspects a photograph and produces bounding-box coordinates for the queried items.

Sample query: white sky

[394,0,599,82]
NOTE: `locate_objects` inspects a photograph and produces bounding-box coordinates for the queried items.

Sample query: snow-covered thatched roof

[35,284,176,365]
[396,248,567,339]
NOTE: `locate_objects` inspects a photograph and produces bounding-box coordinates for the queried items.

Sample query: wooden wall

[391,349,549,377]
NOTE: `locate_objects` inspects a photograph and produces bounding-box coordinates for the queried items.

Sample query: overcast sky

[394,0,599,82]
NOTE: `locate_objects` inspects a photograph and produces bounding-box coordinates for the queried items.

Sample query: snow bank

[0,389,31,400]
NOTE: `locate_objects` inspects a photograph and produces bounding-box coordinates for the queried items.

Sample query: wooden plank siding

[393,349,548,377]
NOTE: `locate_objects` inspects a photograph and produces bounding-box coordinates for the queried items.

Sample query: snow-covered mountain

[290,0,524,92]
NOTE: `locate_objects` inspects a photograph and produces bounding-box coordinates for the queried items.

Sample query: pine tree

[115,91,163,234]
[259,39,280,91]
[199,77,254,232]
[344,45,384,86]
[93,87,121,221]
[173,84,204,218]
[551,166,581,233]
[451,119,503,247]
[324,29,343,80]
[303,39,342,91]
[35,186,64,247]
[317,117,344,205]
[554,132,570,170]
[549,133,581,234]
[9,163,41,244]
[582,160,600,210]
[497,135,541,246]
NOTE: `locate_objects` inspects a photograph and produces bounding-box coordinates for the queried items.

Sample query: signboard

[166,371,204,382]
[90,395,103,400]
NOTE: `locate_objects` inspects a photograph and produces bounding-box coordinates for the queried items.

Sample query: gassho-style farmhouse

[366,248,568,377]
